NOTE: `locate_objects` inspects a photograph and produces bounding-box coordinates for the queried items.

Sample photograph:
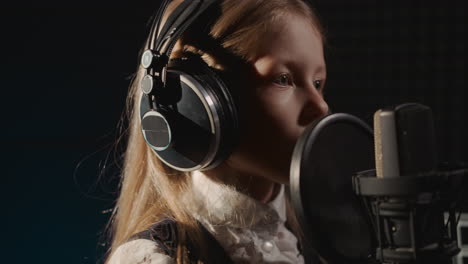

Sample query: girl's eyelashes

[272,73,293,87]
[272,72,325,91]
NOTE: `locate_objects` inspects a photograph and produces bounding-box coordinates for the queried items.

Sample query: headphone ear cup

[168,56,239,169]
[139,56,239,171]
[177,55,240,166]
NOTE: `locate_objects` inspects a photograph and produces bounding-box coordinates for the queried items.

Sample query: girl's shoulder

[107,219,178,264]
[107,238,175,264]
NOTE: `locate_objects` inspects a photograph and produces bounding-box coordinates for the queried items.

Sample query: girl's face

[228,14,329,184]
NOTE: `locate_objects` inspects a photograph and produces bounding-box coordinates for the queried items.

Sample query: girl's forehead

[253,14,324,60]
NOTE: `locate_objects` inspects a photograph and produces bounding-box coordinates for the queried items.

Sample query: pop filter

[290,113,376,263]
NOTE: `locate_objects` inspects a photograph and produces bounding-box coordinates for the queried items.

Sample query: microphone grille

[373,108,400,178]
[374,109,383,178]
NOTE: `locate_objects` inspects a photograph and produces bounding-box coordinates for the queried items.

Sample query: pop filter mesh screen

[290,114,375,263]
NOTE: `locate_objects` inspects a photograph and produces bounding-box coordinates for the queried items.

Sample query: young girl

[105,0,328,263]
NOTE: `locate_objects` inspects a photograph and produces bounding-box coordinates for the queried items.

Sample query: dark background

[2,1,465,263]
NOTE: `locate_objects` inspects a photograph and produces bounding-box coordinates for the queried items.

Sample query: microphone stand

[353,164,468,264]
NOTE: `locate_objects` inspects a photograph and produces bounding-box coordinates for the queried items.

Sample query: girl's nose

[298,86,329,126]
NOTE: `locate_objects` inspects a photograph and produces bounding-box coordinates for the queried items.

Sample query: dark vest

[129,218,323,263]
[129,218,233,264]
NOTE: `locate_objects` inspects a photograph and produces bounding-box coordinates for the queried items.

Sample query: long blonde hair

[105,0,325,263]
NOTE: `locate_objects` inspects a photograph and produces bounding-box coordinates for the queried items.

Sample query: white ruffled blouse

[107,171,304,264]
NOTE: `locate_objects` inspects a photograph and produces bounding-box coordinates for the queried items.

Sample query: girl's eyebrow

[280,57,326,77]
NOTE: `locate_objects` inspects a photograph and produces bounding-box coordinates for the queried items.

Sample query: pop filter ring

[289,113,376,264]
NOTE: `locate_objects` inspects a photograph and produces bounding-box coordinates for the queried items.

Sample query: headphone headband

[151,0,219,58]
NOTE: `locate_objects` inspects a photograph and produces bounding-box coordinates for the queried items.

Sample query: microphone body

[353,103,461,264]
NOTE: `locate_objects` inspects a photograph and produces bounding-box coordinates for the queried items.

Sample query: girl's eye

[314,80,322,90]
[273,73,293,87]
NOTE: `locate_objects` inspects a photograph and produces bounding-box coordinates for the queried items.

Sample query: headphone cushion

[165,55,239,169]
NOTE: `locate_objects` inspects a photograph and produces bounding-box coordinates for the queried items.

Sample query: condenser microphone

[353,103,461,264]
[373,103,437,179]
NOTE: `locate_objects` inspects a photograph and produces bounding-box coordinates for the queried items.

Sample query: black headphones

[139,0,239,171]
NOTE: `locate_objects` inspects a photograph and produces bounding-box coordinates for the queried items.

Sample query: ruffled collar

[183,171,304,264]
[184,170,286,229]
